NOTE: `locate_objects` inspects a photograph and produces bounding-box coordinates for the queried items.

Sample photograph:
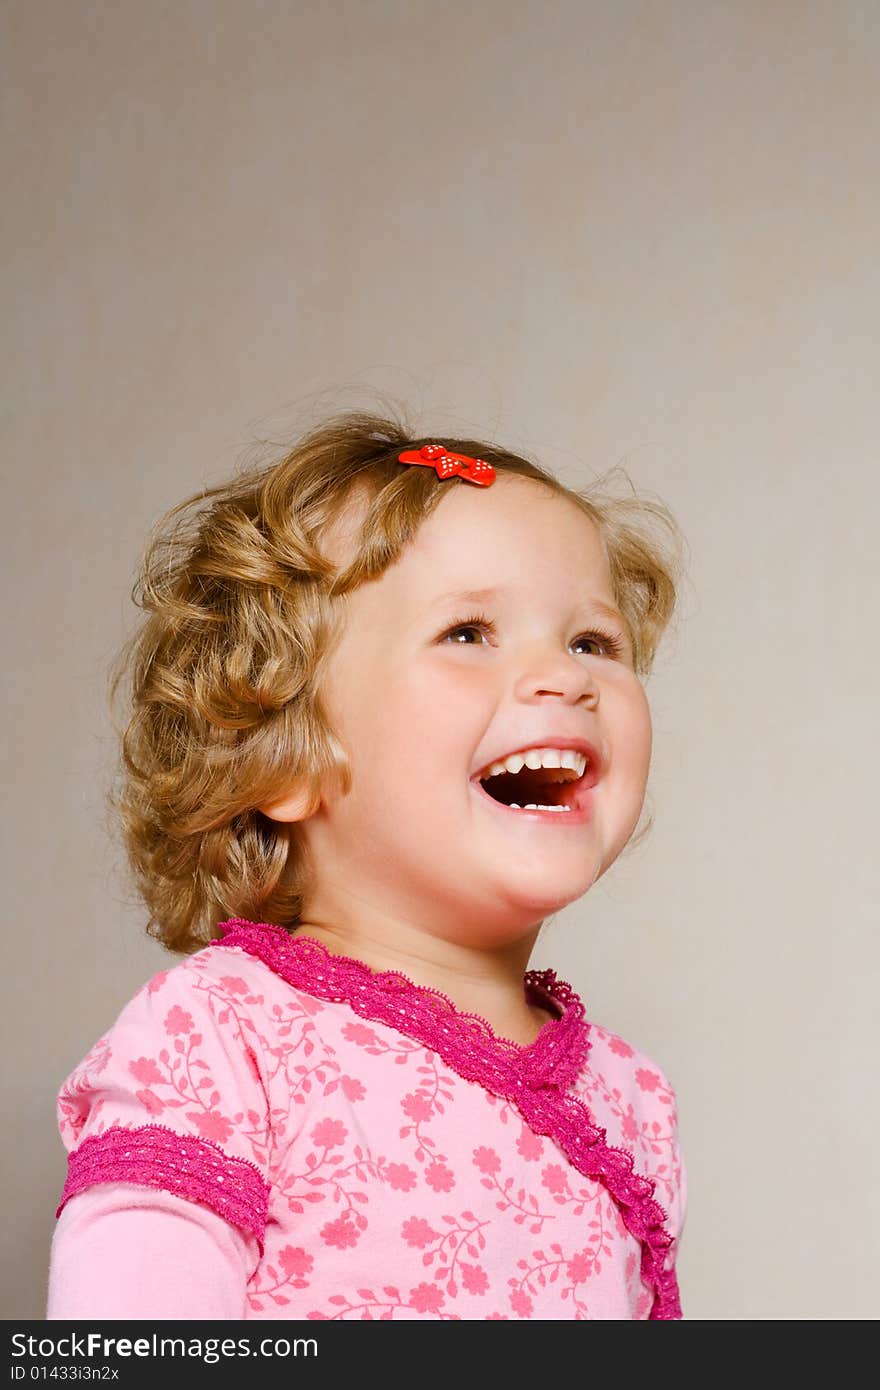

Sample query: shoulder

[55,943,279,1156]
[70,937,323,1064]
[129,936,294,1017]
[580,1018,688,1246]
[56,938,337,1146]
[585,1019,681,1120]
[53,937,342,1253]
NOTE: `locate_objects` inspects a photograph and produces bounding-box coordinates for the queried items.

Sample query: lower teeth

[509,803,571,812]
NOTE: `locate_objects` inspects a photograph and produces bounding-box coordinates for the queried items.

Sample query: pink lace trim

[212,919,681,1319]
[56,1123,271,1252]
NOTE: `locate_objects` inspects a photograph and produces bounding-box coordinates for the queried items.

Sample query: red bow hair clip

[397,443,496,487]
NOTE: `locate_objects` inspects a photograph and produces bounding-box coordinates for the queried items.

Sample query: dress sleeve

[50,956,273,1315]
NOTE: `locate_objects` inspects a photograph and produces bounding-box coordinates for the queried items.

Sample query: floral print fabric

[54,920,686,1319]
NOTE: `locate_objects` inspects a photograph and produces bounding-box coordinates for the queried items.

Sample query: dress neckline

[290,928,564,1050]
[210,917,590,1091]
[208,916,681,1319]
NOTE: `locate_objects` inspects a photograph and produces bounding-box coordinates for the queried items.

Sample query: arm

[47,1183,256,1320]
[49,953,273,1319]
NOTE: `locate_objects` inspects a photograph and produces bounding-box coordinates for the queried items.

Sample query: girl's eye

[570,629,626,658]
[439,618,494,646]
[439,613,627,659]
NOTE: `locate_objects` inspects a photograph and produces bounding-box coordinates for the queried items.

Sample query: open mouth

[469,756,600,821]
[478,765,582,810]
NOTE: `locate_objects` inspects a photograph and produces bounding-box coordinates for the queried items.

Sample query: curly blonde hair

[108,407,688,954]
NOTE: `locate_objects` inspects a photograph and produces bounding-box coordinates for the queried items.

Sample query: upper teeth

[480,747,588,781]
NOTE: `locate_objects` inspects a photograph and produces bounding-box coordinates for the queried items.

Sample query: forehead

[394,474,614,608]
[321,474,620,634]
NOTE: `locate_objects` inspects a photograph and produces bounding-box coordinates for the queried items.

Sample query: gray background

[3,0,877,1319]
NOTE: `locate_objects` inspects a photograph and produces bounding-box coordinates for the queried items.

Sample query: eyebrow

[429,586,630,631]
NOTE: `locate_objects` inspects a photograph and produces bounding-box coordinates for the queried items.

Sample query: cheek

[391,648,490,719]
[610,683,653,779]
[360,660,485,803]
[318,630,485,825]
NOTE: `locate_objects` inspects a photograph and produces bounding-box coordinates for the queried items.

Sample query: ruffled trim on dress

[56,1123,271,1251]
[211,918,681,1319]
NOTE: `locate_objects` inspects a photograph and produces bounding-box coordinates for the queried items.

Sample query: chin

[496,864,603,917]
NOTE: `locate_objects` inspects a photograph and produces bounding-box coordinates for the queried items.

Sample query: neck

[289,895,552,1044]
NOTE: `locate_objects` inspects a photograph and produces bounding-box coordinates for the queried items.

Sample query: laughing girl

[48,410,688,1320]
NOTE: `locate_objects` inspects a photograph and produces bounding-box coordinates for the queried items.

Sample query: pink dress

[48,919,687,1320]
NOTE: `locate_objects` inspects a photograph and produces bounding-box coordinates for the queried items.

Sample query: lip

[471,736,604,785]
[469,736,602,826]
[469,776,596,825]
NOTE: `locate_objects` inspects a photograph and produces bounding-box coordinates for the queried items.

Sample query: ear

[258,783,315,823]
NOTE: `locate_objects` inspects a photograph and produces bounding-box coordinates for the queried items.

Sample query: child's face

[269,474,652,948]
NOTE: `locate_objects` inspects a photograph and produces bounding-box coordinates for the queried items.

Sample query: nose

[512,643,599,706]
